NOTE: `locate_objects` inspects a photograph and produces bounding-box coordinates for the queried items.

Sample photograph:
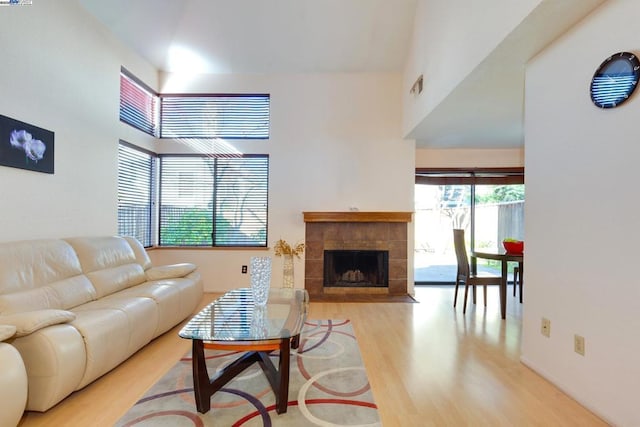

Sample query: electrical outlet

[241,265,247,274]
[574,334,585,356]
[541,317,551,337]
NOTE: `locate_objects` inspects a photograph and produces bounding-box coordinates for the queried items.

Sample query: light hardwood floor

[18,286,607,426]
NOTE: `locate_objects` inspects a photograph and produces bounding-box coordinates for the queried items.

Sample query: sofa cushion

[0,341,28,427]
[49,275,98,309]
[115,281,190,337]
[0,275,96,314]
[65,237,147,298]
[11,324,86,411]
[0,239,83,295]
[86,264,146,298]
[123,236,152,270]
[145,263,197,281]
[69,308,131,388]
[65,236,139,273]
[72,295,157,354]
[0,325,16,341]
[0,310,76,337]
[0,286,59,314]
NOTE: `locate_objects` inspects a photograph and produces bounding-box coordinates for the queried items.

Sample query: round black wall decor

[590,51,640,108]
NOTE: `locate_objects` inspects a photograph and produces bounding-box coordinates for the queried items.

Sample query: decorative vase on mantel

[273,239,305,289]
[282,253,295,289]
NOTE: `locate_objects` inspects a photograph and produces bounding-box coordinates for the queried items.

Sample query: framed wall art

[0,114,54,174]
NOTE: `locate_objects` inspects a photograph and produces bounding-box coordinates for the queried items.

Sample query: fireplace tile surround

[303,212,412,299]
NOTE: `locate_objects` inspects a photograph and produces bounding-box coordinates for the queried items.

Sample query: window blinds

[119,70,158,136]
[160,94,270,139]
[159,155,268,247]
[118,143,154,246]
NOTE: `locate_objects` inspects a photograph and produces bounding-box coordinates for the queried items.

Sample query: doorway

[414,168,524,285]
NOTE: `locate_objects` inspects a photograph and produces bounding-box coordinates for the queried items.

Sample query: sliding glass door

[414,183,470,283]
[414,169,524,285]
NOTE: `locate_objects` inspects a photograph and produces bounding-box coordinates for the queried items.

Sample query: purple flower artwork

[0,115,54,174]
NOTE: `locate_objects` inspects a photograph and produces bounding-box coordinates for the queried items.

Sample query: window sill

[146,246,270,251]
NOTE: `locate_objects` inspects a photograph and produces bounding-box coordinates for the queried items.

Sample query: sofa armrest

[0,325,17,341]
[0,310,76,337]
[146,263,197,281]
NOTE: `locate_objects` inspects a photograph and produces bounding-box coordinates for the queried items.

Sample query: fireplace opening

[323,250,389,287]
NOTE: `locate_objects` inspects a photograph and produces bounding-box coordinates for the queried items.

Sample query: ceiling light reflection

[166,45,209,73]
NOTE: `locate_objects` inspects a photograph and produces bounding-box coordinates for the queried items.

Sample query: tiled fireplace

[303,212,412,299]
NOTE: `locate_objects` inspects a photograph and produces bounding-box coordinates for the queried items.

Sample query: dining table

[471,249,523,319]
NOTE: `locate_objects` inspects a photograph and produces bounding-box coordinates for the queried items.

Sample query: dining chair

[453,229,503,313]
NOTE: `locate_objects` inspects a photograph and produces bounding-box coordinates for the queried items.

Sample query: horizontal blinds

[120,72,158,136]
[159,156,215,246]
[158,155,268,247]
[415,168,524,185]
[214,156,268,246]
[118,143,153,247]
[160,95,270,139]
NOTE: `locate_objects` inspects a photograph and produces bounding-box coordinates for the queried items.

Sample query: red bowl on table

[503,240,524,254]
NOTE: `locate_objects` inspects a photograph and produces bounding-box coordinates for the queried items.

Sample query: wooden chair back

[453,229,470,280]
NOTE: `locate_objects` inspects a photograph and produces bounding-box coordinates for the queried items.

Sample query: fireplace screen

[323,250,389,287]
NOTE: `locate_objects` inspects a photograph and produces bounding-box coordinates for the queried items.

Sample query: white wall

[416,148,524,168]
[402,0,541,137]
[0,1,157,241]
[523,2,638,425]
[152,72,416,292]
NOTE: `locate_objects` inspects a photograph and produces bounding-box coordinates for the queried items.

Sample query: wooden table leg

[192,339,211,413]
[518,261,524,303]
[257,338,291,414]
[192,337,294,415]
[277,338,291,414]
[291,333,300,350]
[500,260,508,319]
[193,340,265,414]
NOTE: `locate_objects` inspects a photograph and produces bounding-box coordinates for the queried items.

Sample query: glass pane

[214,157,268,246]
[474,184,525,278]
[414,184,471,283]
[159,157,215,246]
[158,155,269,247]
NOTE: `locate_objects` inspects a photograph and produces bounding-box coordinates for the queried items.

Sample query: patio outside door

[414,176,524,285]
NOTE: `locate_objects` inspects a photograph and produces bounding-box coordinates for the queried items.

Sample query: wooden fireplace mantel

[303,211,413,223]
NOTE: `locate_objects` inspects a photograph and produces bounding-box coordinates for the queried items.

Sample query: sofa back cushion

[0,276,97,314]
[123,237,152,270]
[0,239,96,313]
[64,236,146,298]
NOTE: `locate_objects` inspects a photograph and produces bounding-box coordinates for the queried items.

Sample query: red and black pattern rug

[116,320,380,426]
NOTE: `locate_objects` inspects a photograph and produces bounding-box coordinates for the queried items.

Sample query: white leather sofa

[0,236,203,418]
[0,325,28,427]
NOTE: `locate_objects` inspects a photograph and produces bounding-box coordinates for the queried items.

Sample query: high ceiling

[80,0,605,148]
[79,0,417,74]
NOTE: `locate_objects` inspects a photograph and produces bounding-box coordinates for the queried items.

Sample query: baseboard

[309,293,417,303]
[519,356,614,425]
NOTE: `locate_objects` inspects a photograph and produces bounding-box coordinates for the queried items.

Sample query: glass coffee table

[179,287,309,414]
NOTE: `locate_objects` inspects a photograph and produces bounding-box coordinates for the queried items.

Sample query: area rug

[116,320,380,426]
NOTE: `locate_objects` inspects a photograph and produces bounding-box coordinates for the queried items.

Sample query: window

[160,94,270,139]
[118,142,155,246]
[159,155,268,247]
[119,69,159,136]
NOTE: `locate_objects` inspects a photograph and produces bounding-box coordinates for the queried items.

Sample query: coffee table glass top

[179,288,309,342]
